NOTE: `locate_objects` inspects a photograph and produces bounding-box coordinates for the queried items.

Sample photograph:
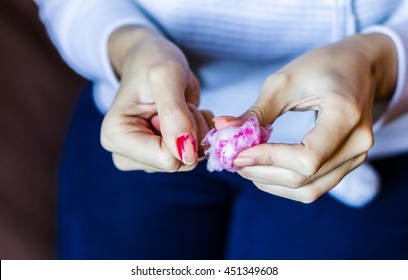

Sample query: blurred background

[0,0,85,259]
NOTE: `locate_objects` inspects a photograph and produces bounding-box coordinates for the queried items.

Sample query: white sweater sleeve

[362,0,408,131]
[34,0,159,89]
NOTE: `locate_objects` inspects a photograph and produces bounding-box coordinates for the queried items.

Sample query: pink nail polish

[176,134,197,165]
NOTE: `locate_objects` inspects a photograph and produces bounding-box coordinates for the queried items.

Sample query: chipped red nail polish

[176,134,197,164]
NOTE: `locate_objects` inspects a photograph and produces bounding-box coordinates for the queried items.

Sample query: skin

[101,27,213,172]
[102,26,398,203]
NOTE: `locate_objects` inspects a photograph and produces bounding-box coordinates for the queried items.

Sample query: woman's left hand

[217,34,398,203]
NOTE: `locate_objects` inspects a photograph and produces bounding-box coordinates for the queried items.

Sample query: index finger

[102,115,184,172]
[118,131,185,172]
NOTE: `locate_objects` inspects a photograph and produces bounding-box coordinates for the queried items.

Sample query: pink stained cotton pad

[202,118,272,172]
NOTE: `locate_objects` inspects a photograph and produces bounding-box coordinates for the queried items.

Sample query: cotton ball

[202,118,272,172]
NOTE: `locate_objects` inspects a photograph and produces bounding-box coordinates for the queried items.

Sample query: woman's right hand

[101,26,213,172]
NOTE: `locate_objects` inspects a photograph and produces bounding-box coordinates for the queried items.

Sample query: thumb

[212,95,282,131]
[239,73,293,126]
[239,94,283,127]
[213,116,245,130]
[150,62,197,165]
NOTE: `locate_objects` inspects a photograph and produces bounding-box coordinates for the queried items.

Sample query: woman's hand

[101,26,213,172]
[223,34,398,203]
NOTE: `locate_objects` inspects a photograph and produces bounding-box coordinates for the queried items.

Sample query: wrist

[335,34,398,102]
[358,33,398,102]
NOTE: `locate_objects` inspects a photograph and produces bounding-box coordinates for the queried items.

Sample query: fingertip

[239,98,281,127]
[176,133,198,165]
[199,109,214,129]
[213,115,240,122]
[150,114,161,132]
[156,99,198,164]
[213,115,244,130]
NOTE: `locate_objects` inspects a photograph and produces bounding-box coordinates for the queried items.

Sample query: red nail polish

[176,134,197,164]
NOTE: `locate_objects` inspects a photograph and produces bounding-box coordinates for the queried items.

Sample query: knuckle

[148,60,185,82]
[260,146,275,166]
[299,187,324,204]
[100,133,111,152]
[162,162,180,173]
[246,104,267,125]
[359,127,374,152]
[100,118,116,152]
[253,182,269,193]
[159,100,183,119]
[112,155,131,172]
[114,163,129,172]
[298,152,323,176]
[159,154,182,173]
[357,152,368,165]
[237,169,250,179]
[288,173,310,189]
[349,126,374,156]
[188,73,201,93]
[361,151,368,161]
[265,72,291,90]
[339,96,362,127]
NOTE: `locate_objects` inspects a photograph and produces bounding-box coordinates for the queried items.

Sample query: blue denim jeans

[58,84,408,259]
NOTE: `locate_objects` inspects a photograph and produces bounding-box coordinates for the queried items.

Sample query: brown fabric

[0,1,85,259]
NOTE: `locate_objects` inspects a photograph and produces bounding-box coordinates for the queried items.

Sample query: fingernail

[176,134,197,165]
[233,156,256,167]
[213,116,241,122]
